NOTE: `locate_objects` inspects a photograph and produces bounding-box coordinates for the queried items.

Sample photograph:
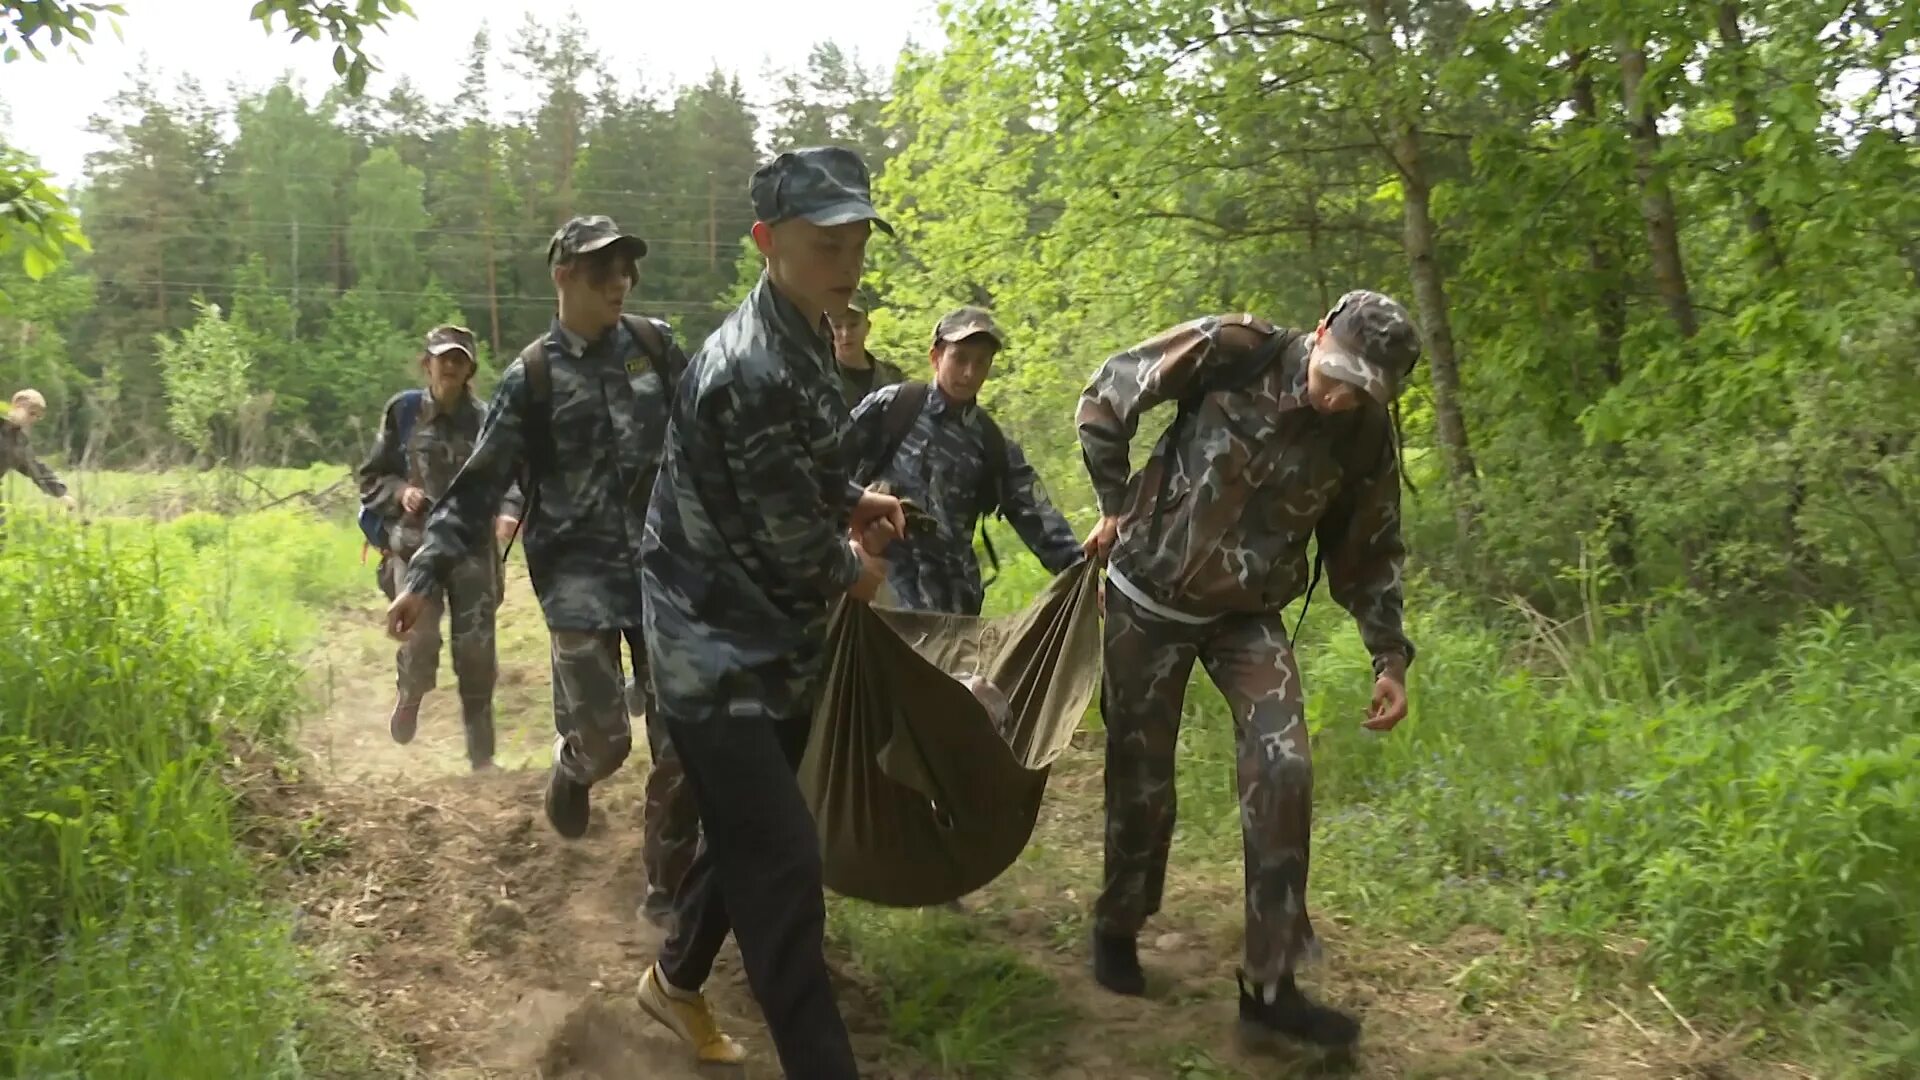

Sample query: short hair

[11,389,47,410]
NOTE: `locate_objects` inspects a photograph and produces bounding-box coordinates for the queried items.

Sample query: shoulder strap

[871,380,932,484]
[621,313,678,397]
[502,339,552,565]
[973,409,1008,517]
[393,389,426,443]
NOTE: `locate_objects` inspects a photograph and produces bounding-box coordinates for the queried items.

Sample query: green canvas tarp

[801,560,1104,907]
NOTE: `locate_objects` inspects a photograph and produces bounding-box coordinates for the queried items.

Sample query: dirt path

[261,563,1800,1079]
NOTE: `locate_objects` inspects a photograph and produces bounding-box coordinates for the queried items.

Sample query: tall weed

[0,511,344,1078]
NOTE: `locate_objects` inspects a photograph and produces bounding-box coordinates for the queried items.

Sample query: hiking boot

[636,962,746,1065]
[544,764,591,839]
[1237,969,1360,1048]
[1091,929,1146,996]
[389,696,421,745]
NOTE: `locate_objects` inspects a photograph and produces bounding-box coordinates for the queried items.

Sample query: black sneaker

[1237,969,1360,1048]
[1091,929,1146,996]
[544,765,591,839]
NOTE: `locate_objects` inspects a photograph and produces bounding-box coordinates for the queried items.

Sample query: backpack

[358,389,427,551]
[501,314,676,563]
[868,380,1010,590]
[1138,329,1336,639]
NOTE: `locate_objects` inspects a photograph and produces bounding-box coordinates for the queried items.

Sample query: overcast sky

[0,0,942,189]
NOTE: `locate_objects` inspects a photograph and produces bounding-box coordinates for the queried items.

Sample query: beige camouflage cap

[1315,289,1421,405]
[932,306,1006,349]
[425,324,478,361]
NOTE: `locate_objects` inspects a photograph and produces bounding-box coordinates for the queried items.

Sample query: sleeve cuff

[1372,650,1411,681]
[1096,488,1131,517]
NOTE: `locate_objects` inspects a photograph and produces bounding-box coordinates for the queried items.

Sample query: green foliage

[154,299,254,462]
[826,901,1072,1076]
[0,1,125,62]
[0,144,89,296]
[0,511,345,1078]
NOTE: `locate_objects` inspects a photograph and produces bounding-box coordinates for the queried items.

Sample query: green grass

[978,525,1920,1076]
[0,491,372,1078]
[20,462,352,521]
[827,900,1074,1076]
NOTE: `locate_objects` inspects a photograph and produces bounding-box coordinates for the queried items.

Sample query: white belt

[1105,565,1217,626]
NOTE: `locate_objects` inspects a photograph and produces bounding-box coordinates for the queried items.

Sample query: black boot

[461,696,496,771]
[1238,969,1360,1048]
[545,764,591,838]
[1091,929,1146,996]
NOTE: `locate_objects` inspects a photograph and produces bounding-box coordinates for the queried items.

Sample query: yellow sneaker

[636,963,747,1065]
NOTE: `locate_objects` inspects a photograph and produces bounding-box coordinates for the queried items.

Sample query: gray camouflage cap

[1316,289,1421,405]
[546,214,648,265]
[750,146,895,236]
[932,306,1006,349]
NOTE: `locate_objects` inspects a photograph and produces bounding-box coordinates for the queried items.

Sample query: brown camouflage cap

[932,306,1006,349]
[1316,289,1421,405]
[750,146,895,236]
[425,324,478,361]
[546,214,648,265]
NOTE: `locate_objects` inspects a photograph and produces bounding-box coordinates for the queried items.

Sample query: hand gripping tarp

[801,560,1103,907]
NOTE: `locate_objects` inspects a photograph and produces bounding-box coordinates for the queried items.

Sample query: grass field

[3,469,1916,1077]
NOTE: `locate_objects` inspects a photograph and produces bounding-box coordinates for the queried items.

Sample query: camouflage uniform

[0,417,68,531]
[642,268,867,721]
[827,296,908,409]
[844,309,1083,616]
[1077,292,1421,987]
[408,218,691,810]
[357,337,523,766]
[836,348,907,410]
[641,146,886,1078]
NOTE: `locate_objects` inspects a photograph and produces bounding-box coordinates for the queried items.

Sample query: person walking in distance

[387,217,694,860]
[357,325,520,769]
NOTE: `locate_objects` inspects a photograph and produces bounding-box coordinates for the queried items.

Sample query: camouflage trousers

[1095,587,1320,985]
[625,656,700,918]
[384,549,499,765]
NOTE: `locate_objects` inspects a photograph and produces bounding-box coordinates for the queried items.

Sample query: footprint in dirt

[501,990,770,1079]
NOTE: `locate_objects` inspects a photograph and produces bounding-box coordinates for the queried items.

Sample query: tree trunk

[1715,1,1787,275]
[1619,37,1699,339]
[1363,0,1479,541]
[1305,180,1331,312]
[1572,53,1637,578]
[481,134,503,356]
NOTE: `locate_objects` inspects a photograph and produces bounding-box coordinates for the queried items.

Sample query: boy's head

[8,389,47,430]
[548,215,647,333]
[749,146,892,322]
[927,307,1005,405]
[1306,290,1421,415]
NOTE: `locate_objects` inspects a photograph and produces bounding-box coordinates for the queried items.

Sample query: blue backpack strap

[393,388,425,446]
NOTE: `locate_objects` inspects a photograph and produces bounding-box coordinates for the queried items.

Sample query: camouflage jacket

[355,386,525,560]
[836,350,907,410]
[642,272,867,722]
[408,316,687,630]
[1077,313,1415,674]
[845,382,1084,615]
[0,421,66,498]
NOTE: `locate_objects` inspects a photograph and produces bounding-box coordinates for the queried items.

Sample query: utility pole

[707,170,719,274]
[289,219,300,341]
